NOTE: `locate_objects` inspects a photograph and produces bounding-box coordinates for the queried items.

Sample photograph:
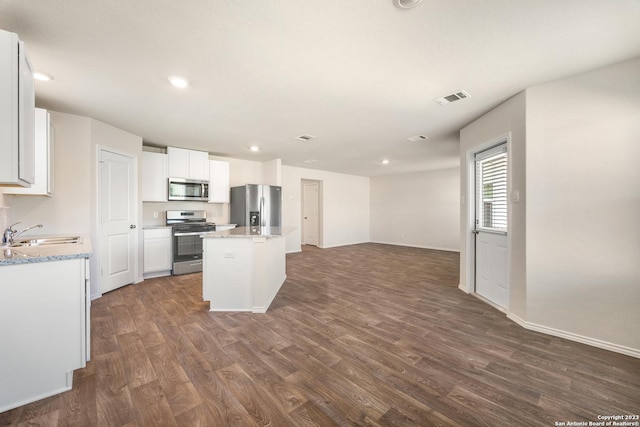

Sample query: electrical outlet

[224,251,235,258]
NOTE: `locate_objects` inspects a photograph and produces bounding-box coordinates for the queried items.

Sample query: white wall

[262,158,282,186]
[282,166,370,253]
[0,205,8,236]
[3,112,93,234]
[4,111,143,298]
[459,92,527,318]
[223,155,265,187]
[90,118,143,288]
[525,57,640,352]
[370,168,460,251]
[460,57,640,356]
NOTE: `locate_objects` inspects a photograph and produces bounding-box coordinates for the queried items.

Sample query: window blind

[476,145,507,231]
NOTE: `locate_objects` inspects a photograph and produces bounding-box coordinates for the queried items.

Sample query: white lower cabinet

[143,228,172,278]
[0,257,89,412]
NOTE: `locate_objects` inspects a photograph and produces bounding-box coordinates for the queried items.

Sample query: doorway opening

[301,179,322,247]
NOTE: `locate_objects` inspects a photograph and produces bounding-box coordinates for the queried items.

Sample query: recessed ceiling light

[249,145,260,152]
[304,159,318,164]
[296,134,316,141]
[381,159,390,165]
[168,76,189,88]
[33,71,54,81]
[393,0,423,9]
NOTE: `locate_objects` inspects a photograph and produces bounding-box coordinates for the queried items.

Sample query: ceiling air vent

[434,90,471,105]
[406,135,429,142]
[295,134,316,141]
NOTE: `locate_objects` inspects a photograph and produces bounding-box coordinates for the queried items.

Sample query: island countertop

[202,226,295,239]
[0,235,92,266]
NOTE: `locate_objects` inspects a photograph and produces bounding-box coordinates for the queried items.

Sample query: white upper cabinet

[167,146,209,181]
[208,160,230,203]
[141,151,168,202]
[0,29,35,186]
[4,108,54,196]
[188,150,210,181]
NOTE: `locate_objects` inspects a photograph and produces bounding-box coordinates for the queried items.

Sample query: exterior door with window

[474,143,509,309]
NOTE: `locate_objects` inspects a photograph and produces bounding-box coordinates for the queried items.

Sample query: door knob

[472,229,479,235]
[130,224,137,229]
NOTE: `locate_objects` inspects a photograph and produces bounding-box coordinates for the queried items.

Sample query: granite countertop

[0,235,92,266]
[202,226,295,239]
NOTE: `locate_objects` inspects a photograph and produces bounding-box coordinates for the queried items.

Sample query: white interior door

[100,149,136,293]
[474,143,509,309]
[302,181,319,246]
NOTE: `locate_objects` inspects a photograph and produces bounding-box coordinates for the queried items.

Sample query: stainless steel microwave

[168,178,209,201]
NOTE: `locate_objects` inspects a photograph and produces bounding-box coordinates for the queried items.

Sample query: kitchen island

[201,226,294,313]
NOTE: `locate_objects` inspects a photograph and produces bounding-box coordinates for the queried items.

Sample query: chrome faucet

[2,222,44,245]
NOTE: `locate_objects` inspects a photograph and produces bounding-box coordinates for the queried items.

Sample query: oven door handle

[173,231,208,237]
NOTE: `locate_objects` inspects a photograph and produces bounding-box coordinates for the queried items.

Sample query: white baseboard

[508,313,640,359]
[369,240,460,253]
[458,283,469,293]
[254,274,287,313]
[142,270,172,280]
[320,240,370,249]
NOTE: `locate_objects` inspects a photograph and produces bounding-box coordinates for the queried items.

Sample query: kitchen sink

[10,236,83,247]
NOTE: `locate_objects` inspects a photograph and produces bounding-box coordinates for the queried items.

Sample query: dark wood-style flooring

[2,243,639,426]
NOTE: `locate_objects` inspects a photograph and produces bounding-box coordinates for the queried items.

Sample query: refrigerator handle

[260,197,265,226]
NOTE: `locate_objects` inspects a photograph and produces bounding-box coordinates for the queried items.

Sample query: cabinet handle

[130,224,137,229]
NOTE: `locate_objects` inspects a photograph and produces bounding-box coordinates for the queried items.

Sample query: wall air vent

[434,90,471,105]
[295,134,316,141]
[406,135,429,142]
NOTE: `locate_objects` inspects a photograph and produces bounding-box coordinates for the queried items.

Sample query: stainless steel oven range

[166,210,215,275]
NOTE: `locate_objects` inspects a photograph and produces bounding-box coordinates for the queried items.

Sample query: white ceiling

[2,0,640,177]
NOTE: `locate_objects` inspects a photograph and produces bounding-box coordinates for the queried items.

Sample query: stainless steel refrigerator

[230,185,282,227]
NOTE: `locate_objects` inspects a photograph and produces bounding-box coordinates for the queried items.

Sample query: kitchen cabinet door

[188,150,210,181]
[0,29,35,187]
[0,258,87,412]
[167,146,209,180]
[4,108,54,196]
[167,146,188,178]
[142,151,168,202]
[208,160,230,203]
[143,228,172,277]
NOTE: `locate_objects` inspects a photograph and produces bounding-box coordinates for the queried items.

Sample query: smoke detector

[434,90,471,105]
[393,0,423,8]
[295,134,316,141]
